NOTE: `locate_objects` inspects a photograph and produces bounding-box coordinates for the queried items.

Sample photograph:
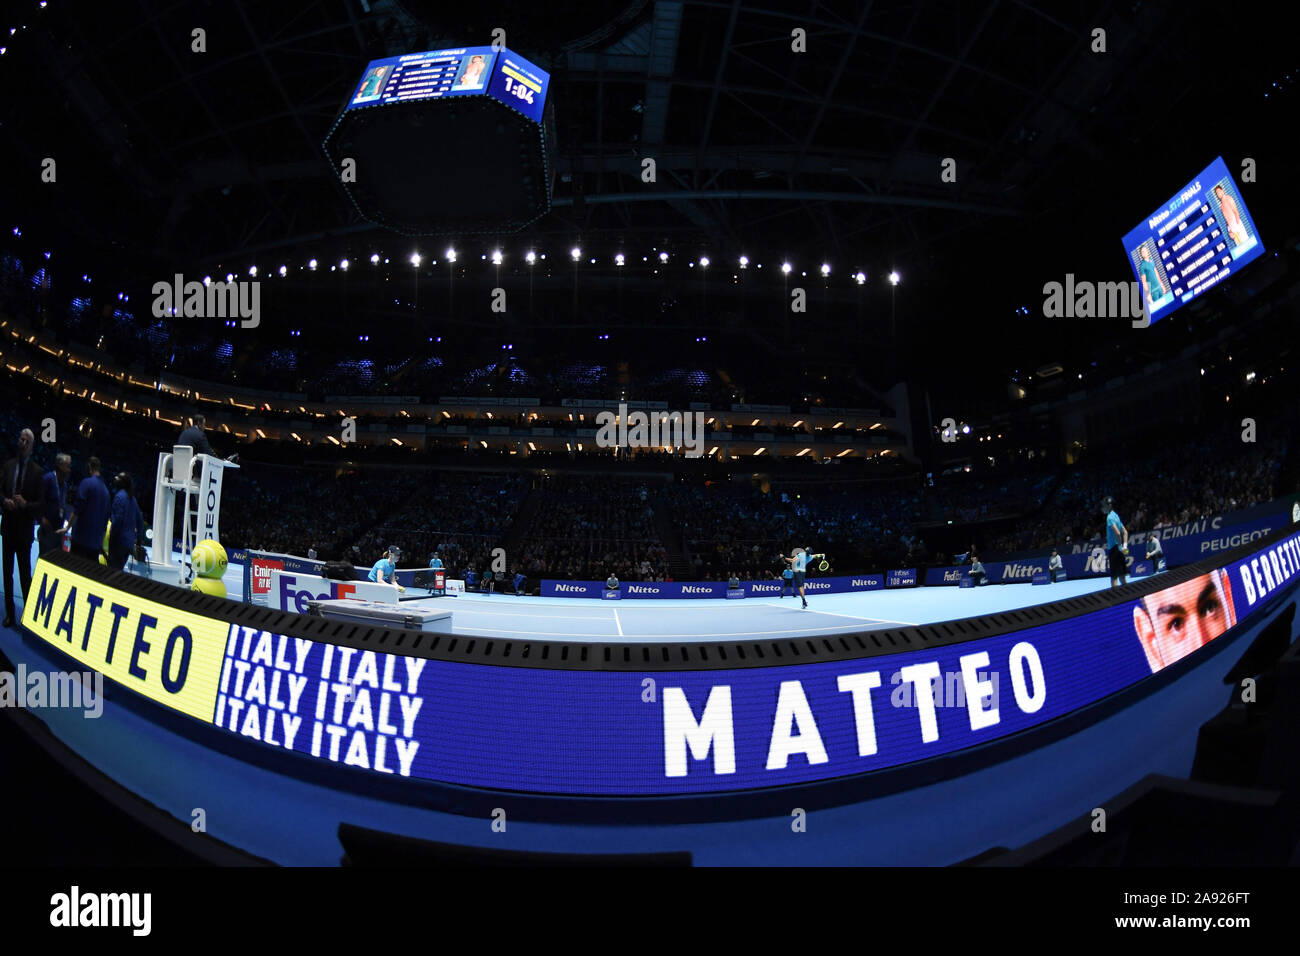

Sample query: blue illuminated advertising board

[23,530,1300,797]
[1121,156,1263,324]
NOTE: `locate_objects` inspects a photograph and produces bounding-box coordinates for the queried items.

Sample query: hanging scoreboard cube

[323,46,555,235]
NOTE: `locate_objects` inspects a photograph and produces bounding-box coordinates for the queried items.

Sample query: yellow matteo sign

[22,559,228,723]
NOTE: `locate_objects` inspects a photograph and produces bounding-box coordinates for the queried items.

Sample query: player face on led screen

[1133,569,1237,673]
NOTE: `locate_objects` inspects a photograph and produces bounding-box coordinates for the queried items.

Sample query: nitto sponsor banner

[927,557,1068,586]
[999,560,1047,583]
[268,571,401,614]
[543,575,887,599]
[543,580,604,598]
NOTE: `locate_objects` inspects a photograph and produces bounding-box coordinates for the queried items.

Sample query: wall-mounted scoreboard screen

[345,45,550,123]
[1121,156,1263,325]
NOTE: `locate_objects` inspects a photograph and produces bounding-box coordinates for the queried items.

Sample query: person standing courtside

[1102,496,1130,589]
[70,457,110,563]
[107,473,146,571]
[3,428,46,626]
[38,453,72,556]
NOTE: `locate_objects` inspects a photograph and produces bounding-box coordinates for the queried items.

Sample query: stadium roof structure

[2,0,1296,395]
[5,1,1284,263]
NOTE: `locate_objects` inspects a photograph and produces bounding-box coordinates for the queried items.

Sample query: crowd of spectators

[987,429,1288,554]
[512,475,671,582]
[667,480,926,579]
[3,339,1295,588]
[925,471,1056,524]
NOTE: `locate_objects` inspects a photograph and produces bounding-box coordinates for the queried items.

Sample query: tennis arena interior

[1,0,1299,888]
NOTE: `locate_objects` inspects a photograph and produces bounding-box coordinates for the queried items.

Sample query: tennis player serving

[783,547,827,609]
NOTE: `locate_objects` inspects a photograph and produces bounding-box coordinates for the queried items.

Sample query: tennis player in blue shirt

[783,546,827,609]
[1102,497,1129,588]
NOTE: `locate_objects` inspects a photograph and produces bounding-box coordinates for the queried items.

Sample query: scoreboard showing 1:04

[346,45,551,124]
[486,50,551,123]
[1121,156,1264,325]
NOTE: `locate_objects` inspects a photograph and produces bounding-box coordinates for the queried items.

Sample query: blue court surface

[395,579,1116,641]
[5,546,1121,643]
[209,559,1115,641]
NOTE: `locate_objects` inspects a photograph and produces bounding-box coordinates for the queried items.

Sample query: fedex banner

[542,574,888,599]
[24,528,1300,795]
[244,550,326,605]
[927,512,1284,586]
[268,571,401,614]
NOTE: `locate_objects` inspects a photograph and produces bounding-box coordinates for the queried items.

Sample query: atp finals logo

[595,403,705,458]
[1041,276,1149,328]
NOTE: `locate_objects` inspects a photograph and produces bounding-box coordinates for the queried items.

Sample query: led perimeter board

[21,527,1300,798]
[1121,156,1263,325]
[323,46,555,235]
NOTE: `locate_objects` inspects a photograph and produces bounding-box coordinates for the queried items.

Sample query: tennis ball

[190,575,227,599]
[192,539,228,579]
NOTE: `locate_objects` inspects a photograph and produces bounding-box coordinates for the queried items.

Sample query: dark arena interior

[2,0,1299,932]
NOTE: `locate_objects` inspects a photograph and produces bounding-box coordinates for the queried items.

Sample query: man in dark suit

[177,413,238,463]
[38,452,72,556]
[178,414,214,458]
[3,428,46,626]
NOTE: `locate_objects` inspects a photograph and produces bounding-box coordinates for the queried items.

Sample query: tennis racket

[818,559,830,571]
